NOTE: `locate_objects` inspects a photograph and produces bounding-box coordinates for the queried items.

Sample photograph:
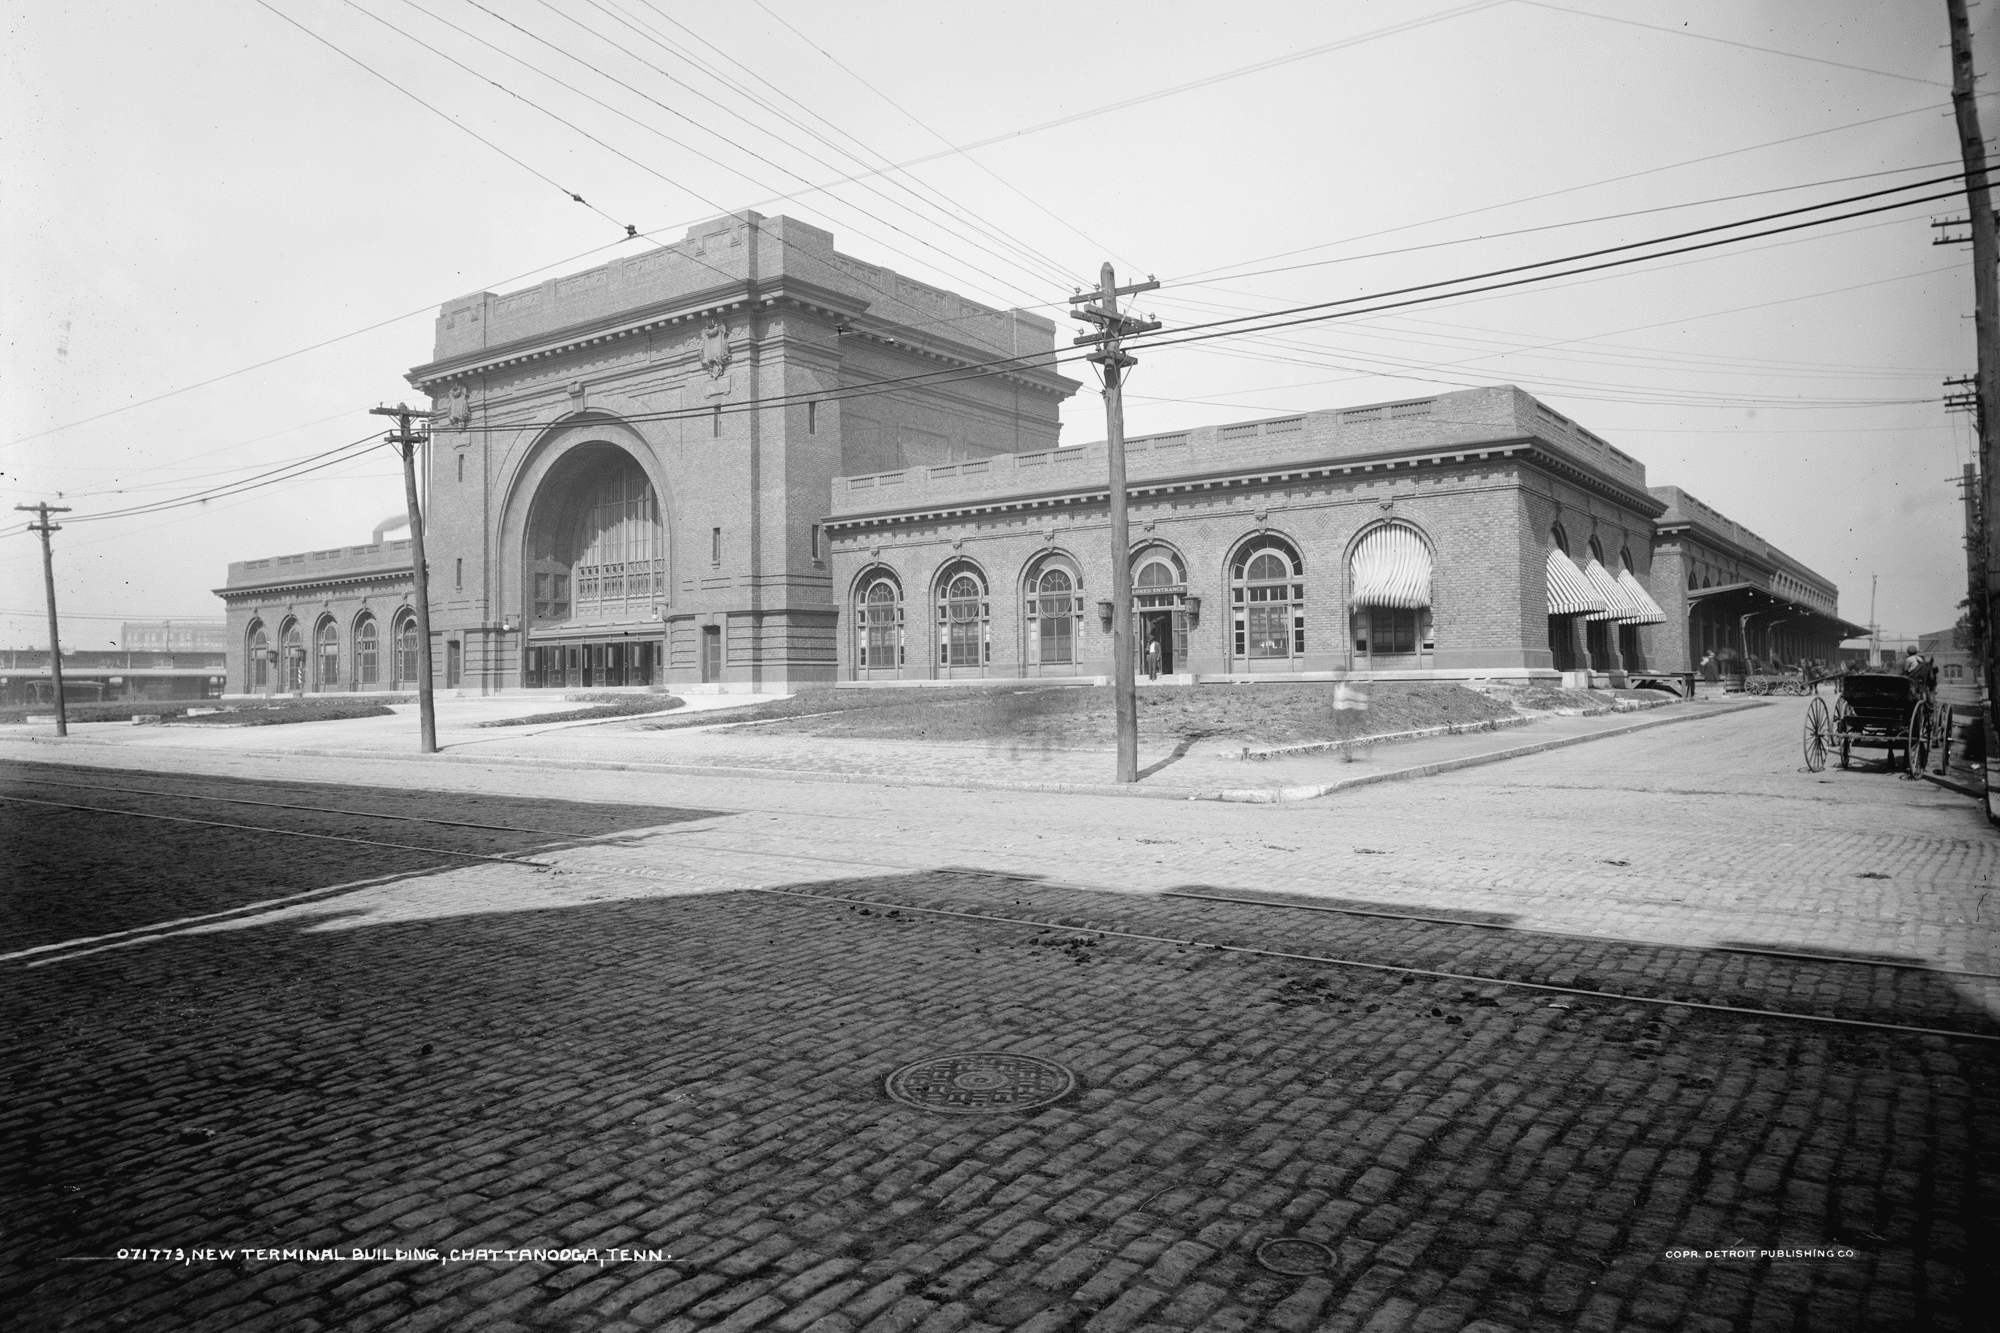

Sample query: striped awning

[1582,558,1646,622]
[1348,524,1432,609]
[1546,549,1606,616]
[1615,568,1667,625]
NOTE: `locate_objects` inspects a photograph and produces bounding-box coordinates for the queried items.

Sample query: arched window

[571,464,664,616]
[396,615,419,687]
[315,620,340,690]
[1025,559,1080,667]
[936,564,989,669]
[856,575,904,671]
[355,617,379,686]
[1551,524,1570,555]
[247,621,269,689]
[1231,538,1304,662]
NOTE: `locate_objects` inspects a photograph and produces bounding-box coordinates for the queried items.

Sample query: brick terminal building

[217,212,1857,695]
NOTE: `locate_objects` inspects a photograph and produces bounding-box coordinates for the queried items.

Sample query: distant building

[0,647,226,707]
[121,620,227,653]
[1918,626,1980,706]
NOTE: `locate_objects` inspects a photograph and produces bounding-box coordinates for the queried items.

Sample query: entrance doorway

[701,626,722,683]
[1140,610,1175,675]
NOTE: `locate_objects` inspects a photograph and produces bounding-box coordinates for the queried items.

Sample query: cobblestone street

[2,699,1995,1332]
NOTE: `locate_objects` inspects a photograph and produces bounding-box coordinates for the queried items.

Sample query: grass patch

[664,682,1526,747]
[0,698,404,726]
[476,694,685,728]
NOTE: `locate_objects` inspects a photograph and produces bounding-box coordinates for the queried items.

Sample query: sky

[4,0,1996,650]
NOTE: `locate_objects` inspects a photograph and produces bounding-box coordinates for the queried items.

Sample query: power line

[557,0,1083,292]
[1519,1,1949,89]
[1170,101,1972,286]
[249,0,634,233]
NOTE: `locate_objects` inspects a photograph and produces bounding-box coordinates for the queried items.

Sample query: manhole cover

[1256,1238,1336,1276]
[884,1052,1077,1114]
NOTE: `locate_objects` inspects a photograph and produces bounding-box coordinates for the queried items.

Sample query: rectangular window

[808,400,819,435]
[1039,610,1073,665]
[711,527,722,564]
[446,640,462,687]
[455,557,463,590]
[1246,605,1290,658]
[712,406,722,437]
[456,453,464,483]
[810,524,821,559]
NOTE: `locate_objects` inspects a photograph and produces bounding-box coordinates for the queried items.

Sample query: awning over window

[1614,568,1666,625]
[1546,549,1606,616]
[1582,558,1647,622]
[1348,524,1433,609]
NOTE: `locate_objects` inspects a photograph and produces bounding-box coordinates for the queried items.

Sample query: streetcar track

[8,789,1997,1042]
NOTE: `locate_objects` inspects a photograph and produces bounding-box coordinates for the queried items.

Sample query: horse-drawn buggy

[1801,673,1946,773]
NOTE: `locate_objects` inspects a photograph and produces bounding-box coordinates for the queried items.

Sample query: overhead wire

[565,0,1085,292]
[14,26,1977,453]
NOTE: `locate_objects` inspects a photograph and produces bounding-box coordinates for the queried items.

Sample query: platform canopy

[1545,549,1605,616]
[1348,523,1433,609]
[1686,581,1867,641]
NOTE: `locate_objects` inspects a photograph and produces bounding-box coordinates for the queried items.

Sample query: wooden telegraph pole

[15,501,72,736]
[1947,0,1999,814]
[370,404,438,754]
[1070,265,1161,783]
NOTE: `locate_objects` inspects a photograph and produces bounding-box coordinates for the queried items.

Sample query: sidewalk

[0,693,1765,800]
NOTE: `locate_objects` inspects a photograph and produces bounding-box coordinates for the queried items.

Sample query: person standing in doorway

[1145,636,1162,681]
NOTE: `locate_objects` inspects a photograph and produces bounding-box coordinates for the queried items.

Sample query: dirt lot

[656,681,1660,748]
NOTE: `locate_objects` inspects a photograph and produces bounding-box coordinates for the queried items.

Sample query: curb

[1234,695,1680,761]
[1206,698,1769,802]
[1919,769,1984,800]
[2,698,1768,804]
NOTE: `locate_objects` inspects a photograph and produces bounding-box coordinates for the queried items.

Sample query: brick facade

[214,214,1851,694]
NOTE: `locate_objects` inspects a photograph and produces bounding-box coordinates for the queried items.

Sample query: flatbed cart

[1802,673,1945,773]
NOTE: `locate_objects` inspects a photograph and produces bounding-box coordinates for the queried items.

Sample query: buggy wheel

[1908,703,1935,775]
[1803,696,1830,772]
[1936,703,1955,774]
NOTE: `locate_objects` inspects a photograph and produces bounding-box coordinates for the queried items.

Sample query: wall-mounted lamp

[1184,595,1202,625]
[501,616,517,634]
[1096,599,1115,629]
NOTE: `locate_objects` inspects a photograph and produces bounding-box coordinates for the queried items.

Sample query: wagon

[1801,673,1945,773]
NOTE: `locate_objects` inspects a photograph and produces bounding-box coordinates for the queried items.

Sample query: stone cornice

[825,436,1661,534]
[407,277,1073,399]
[214,565,415,601]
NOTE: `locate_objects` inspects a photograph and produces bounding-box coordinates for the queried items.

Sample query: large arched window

[936,563,989,669]
[1231,538,1304,663]
[355,616,379,686]
[280,619,305,692]
[856,573,904,672]
[395,614,419,688]
[315,619,340,691]
[1025,557,1081,668]
[247,621,269,690]
[526,446,666,626]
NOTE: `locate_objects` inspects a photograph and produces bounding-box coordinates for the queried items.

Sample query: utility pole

[15,502,72,736]
[371,404,437,754]
[1948,0,2000,808]
[1069,264,1161,783]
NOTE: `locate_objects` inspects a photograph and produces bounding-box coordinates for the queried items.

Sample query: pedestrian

[1145,637,1162,680]
[1699,650,1718,684]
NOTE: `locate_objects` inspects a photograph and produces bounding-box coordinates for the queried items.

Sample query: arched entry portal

[521,443,667,688]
